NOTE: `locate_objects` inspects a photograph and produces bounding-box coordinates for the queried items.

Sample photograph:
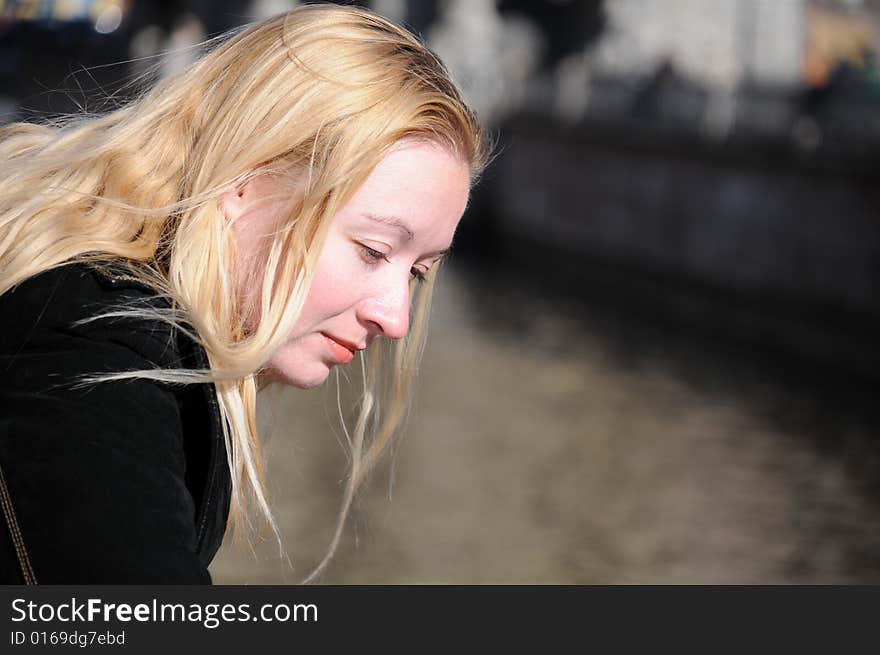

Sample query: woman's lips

[321,333,355,364]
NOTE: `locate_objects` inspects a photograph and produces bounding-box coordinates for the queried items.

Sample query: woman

[0,4,487,584]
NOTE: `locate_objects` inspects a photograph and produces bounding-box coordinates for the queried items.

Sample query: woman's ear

[223,174,287,266]
[219,173,292,223]
[218,182,250,223]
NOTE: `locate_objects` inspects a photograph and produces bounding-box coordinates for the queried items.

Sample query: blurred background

[2,0,879,583]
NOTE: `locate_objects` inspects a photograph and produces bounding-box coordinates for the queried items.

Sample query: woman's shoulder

[2,260,168,313]
[0,261,180,369]
[0,262,224,584]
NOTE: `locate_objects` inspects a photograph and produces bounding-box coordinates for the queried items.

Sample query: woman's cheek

[305,245,363,316]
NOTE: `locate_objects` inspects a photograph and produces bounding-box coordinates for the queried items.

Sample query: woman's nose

[359,278,410,340]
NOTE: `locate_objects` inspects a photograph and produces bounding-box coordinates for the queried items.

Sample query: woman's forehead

[335,142,470,234]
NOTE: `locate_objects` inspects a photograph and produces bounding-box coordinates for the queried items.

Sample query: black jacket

[0,263,230,583]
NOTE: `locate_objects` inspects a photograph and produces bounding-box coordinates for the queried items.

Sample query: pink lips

[321,333,356,364]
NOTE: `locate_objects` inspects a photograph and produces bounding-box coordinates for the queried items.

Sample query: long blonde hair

[0,4,488,580]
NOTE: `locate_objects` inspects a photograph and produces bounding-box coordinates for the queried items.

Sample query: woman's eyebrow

[362,212,414,241]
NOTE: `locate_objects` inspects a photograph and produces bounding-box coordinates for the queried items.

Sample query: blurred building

[591,0,804,88]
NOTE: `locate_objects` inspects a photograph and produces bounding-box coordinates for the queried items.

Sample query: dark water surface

[211,256,880,583]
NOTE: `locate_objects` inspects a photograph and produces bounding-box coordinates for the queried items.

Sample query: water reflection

[210,253,880,584]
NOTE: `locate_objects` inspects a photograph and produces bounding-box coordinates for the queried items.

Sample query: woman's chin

[261,361,332,389]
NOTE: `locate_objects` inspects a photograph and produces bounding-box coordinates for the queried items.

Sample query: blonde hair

[0,4,488,580]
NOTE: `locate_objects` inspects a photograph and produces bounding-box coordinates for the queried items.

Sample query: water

[210,256,880,583]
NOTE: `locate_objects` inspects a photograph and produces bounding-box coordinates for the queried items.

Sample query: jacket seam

[193,347,222,552]
[0,462,38,585]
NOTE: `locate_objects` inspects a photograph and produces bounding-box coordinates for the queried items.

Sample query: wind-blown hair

[0,4,488,580]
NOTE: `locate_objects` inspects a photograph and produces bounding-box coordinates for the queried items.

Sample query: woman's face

[224,140,471,388]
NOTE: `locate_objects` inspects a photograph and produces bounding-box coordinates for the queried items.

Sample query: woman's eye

[358,243,427,282]
[359,244,389,263]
